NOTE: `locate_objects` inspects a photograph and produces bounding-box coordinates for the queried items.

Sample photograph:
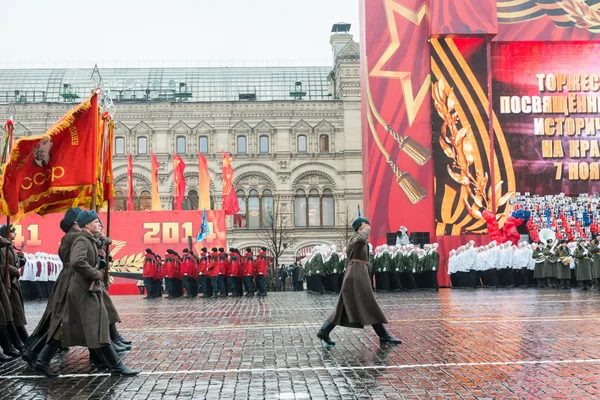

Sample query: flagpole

[4,216,10,290]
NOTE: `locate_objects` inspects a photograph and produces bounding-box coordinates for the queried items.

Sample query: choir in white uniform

[19,253,63,300]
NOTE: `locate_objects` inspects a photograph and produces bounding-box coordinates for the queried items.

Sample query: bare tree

[254,195,296,267]
[338,205,356,248]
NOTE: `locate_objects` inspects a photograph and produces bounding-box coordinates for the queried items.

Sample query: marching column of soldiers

[141,246,270,299]
[303,243,440,294]
[0,208,139,377]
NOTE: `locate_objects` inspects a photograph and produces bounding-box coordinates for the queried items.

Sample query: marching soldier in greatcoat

[317,217,402,347]
[32,210,139,377]
[0,224,27,350]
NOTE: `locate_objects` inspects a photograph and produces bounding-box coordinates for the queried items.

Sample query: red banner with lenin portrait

[0,93,99,218]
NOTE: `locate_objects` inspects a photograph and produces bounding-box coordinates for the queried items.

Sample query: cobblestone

[0,289,599,399]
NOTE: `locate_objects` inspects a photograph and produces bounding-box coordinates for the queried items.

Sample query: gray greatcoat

[327,229,388,328]
[55,230,111,349]
[33,227,79,339]
[0,238,13,327]
[0,244,27,327]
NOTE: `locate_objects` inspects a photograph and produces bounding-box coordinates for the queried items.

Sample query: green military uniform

[311,253,324,294]
[532,245,545,285]
[543,243,557,288]
[574,242,592,290]
[590,238,600,289]
[556,244,572,288]
[389,251,403,291]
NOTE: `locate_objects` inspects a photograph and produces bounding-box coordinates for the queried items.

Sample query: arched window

[259,135,269,153]
[294,189,307,227]
[308,189,321,226]
[248,189,260,229]
[322,189,335,226]
[320,135,330,153]
[139,190,152,211]
[199,136,208,154]
[261,189,273,227]
[185,190,199,210]
[115,137,125,155]
[297,135,307,153]
[176,136,186,154]
[237,136,247,154]
[234,189,247,228]
[137,137,147,155]
[113,190,126,211]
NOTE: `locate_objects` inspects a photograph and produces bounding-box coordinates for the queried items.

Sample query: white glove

[433,267,436,271]
[412,268,416,273]
[333,269,337,273]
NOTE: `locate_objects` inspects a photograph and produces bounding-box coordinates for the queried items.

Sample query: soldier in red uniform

[243,247,255,297]
[228,248,242,297]
[181,249,197,298]
[154,255,164,296]
[142,249,158,299]
[198,247,212,298]
[217,248,228,297]
[256,247,269,297]
[209,247,220,296]
[172,251,183,298]
[164,250,174,297]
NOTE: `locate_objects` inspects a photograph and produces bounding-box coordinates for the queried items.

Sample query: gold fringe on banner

[398,136,431,166]
[397,171,428,205]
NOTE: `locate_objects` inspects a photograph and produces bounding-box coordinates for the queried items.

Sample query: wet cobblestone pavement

[1,288,600,399]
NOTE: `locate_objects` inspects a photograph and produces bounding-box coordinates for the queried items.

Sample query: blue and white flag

[196,209,210,242]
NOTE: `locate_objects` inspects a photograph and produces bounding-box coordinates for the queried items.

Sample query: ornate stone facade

[2,31,362,264]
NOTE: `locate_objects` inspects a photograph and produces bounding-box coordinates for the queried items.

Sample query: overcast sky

[1,0,360,68]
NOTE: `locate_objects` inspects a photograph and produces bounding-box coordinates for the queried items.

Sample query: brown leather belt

[350,259,370,265]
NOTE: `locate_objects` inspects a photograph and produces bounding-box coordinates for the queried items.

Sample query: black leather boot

[111,340,130,352]
[316,321,336,346]
[89,348,108,371]
[109,325,131,351]
[110,324,132,346]
[99,344,140,376]
[7,324,25,351]
[0,328,20,357]
[16,326,29,344]
[33,339,61,377]
[372,324,402,344]
[0,351,10,362]
[22,334,48,368]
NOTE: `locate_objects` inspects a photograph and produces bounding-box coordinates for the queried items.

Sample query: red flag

[0,93,98,217]
[198,152,211,210]
[151,153,162,211]
[101,118,115,203]
[173,154,187,211]
[221,151,239,215]
[127,154,134,211]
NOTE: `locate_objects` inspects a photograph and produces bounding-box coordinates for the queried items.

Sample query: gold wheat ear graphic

[110,240,127,260]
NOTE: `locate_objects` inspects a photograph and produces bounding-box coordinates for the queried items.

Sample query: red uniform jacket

[143,253,156,279]
[165,255,176,279]
[199,252,209,276]
[218,252,229,275]
[155,258,165,279]
[256,251,268,276]
[181,254,193,277]
[243,252,255,277]
[174,257,183,280]
[209,251,219,277]
[229,253,243,278]
[189,254,199,279]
